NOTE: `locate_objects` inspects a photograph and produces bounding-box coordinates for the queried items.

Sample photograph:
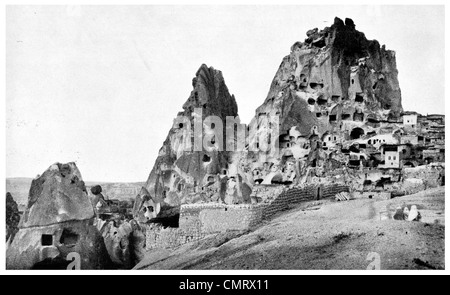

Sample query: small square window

[41,234,53,246]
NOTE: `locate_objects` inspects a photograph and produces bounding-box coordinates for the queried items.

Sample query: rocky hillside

[135,187,444,270]
[247,16,402,168]
[144,64,240,207]
[141,17,405,211]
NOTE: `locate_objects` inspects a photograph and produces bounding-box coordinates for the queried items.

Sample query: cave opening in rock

[404,161,415,168]
[355,93,364,103]
[349,145,360,153]
[341,113,351,120]
[349,159,360,167]
[309,82,324,90]
[368,117,379,124]
[60,229,79,247]
[331,95,340,102]
[317,96,327,105]
[341,148,350,154]
[202,154,211,162]
[278,134,290,147]
[329,115,337,122]
[151,213,180,228]
[41,234,53,246]
[350,127,365,140]
[308,98,316,105]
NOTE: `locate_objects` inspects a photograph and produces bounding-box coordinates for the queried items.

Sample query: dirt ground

[134,187,445,270]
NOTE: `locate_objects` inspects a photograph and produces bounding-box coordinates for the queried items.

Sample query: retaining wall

[261,184,349,219]
[143,183,349,250]
[179,203,266,234]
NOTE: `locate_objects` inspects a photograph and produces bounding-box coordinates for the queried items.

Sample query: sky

[5,5,445,182]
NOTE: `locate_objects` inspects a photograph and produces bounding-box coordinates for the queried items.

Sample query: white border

[1,0,448,275]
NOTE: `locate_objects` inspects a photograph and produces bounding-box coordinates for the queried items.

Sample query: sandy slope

[135,187,445,270]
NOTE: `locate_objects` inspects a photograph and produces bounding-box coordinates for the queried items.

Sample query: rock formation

[6,162,112,269]
[133,187,161,223]
[144,64,241,210]
[6,192,20,243]
[141,17,404,215]
[98,219,135,269]
[243,17,403,185]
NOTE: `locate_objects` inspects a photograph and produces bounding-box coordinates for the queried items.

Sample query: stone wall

[142,223,206,251]
[179,203,266,234]
[142,183,349,250]
[262,184,349,219]
[179,184,350,232]
[404,165,443,188]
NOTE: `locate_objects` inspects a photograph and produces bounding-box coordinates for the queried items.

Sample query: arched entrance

[350,127,364,140]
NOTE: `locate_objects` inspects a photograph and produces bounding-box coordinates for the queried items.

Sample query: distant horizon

[5,175,147,184]
[6,5,445,182]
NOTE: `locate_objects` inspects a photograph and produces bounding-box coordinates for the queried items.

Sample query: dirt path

[135,187,445,270]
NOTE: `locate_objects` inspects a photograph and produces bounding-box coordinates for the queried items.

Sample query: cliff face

[143,17,404,210]
[252,17,402,132]
[144,64,239,207]
[247,16,403,166]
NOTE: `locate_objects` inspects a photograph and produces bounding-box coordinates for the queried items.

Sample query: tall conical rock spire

[144,64,240,207]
